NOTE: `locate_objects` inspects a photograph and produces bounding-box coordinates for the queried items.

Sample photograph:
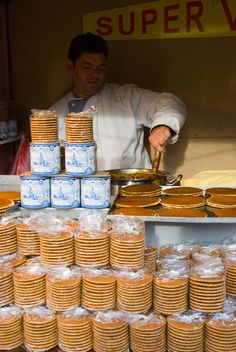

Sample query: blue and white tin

[30,142,60,175]
[65,142,96,176]
[81,174,111,209]
[20,174,50,208]
[50,175,80,208]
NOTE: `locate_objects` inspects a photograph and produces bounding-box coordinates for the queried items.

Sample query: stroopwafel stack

[0,264,14,307]
[115,195,161,208]
[153,271,189,315]
[65,113,93,143]
[120,184,162,197]
[16,223,40,256]
[40,230,74,266]
[189,261,226,313]
[92,311,129,352]
[46,267,82,312]
[161,195,205,209]
[0,306,23,350]
[13,263,47,307]
[110,231,145,270]
[224,255,236,297]
[117,270,153,314]
[57,307,92,352]
[23,306,58,352]
[206,194,236,208]
[129,313,166,352]
[194,242,222,258]
[205,312,236,352]
[159,242,193,261]
[0,220,17,255]
[75,231,109,267]
[163,186,204,196]
[0,252,26,268]
[167,310,205,352]
[221,235,236,257]
[81,268,116,311]
[144,243,158,271]
[0,199,15,216]
[30,109,58,142]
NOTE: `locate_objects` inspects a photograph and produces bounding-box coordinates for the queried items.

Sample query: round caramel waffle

[0,265,14,307]
[81,269,116,311]
[0,306,23,350]
[0,191,21,202]
[161,195,205,209]
[23,306,57,351]
[120,184,162,196]
[57,307,92,352]
[115,196,161,208]
[46,267,82,311]
[92,311,129,352]
[30,111,58,143]
[0,199,14,212]
[110,232,145,270]
[111,207,157,216]
[75,231,109,267]
[65,113,93,143]
[16,223,40,256]
[40,230,74,266]
[13,264,47,307]
[212,207,236,217]
[117,270,153,314]
[144,243,158,272]
[167,311,205,352]
[189,266,226,313]
[129,313,166,352]
[0,221,17,256]
[205,313,236,352]
[155,208,207,217]
[206,195,236,208]
[163,186,204,196]
[206,187,236,196]
[153,273,188,315]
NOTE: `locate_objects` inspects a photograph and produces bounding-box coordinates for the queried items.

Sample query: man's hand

[148,125,172,152]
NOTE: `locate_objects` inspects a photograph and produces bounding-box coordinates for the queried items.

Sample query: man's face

[68,52,107,98]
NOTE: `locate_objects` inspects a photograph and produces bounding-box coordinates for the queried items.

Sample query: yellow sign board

[83,0,236,40]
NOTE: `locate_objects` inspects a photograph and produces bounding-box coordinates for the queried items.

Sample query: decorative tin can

[65,142,96,176]
[50,175,80,208]
[20,174,50,208]
[30,142,60,175]
[81,173,111,209]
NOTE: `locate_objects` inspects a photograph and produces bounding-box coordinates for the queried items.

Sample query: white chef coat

[49,83,186,170]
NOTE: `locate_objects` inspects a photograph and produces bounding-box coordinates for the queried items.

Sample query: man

[50,32,186,170]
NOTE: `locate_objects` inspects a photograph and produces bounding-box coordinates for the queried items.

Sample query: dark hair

[68,32,108,64]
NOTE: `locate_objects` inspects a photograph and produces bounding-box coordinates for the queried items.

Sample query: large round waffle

[161,195,205,209]
[206,195,236,208]
[115,196,161,208]
[163,186,204,196]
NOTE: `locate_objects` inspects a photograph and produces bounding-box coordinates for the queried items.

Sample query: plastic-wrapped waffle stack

[81,268,116,311]
[65,112,93,143]
[189,257,226,313]
[0,306,23,350]
[92,311,129,352]
[205,312,236,352]
[0,264,14,307]
[144,243,158,271]
[153,269,189,315]
[57,307,93,352]
[0,252,26,268]
[0,220,17,255]
[46,267,82,312]
[75,231,109,267]
[16,223,40,256]
[40,230,74,266]
[117,270,153,314]
[12,263,47,307]
[23,306,58,352]
[129,313,166,352]
[30,109,58,142]
[167,310,205,352]
[224,255,236,297]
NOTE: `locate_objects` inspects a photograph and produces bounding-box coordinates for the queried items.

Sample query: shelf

[0,136,21,146]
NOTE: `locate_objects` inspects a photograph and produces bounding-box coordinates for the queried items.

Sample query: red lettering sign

[221,0,236,31]
[97,17,112,36]
[142,9,158,34]
[164,4,180,33]
[186,1,204,32]
[119,13,135,35]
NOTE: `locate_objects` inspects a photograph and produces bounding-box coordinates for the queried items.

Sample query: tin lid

[30,141,60,146]
[65,141,96,146]
[19,172,49,180]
